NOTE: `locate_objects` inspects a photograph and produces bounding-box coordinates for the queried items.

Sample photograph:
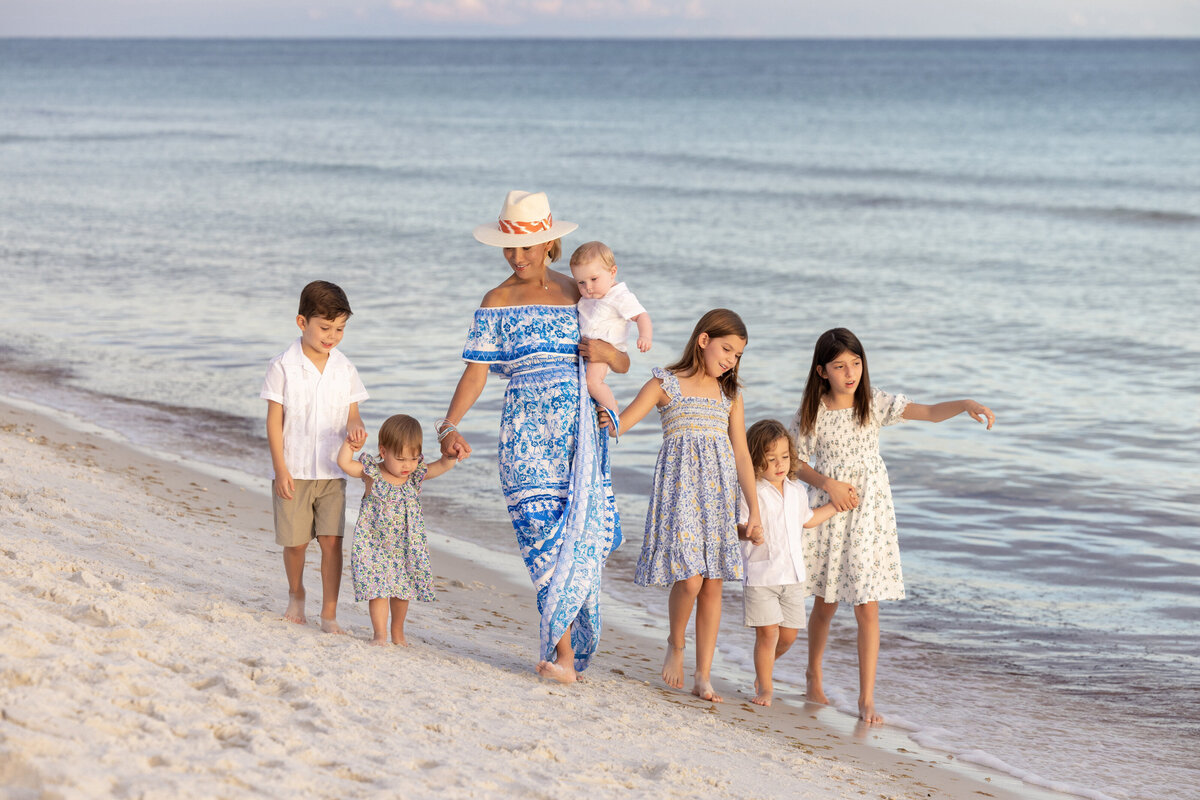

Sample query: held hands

[825,480,860,512]
[737,522,765,546]
[598,408,616,436]
[965,400,996,430]
[345,429,367,452]
[440,430,471,462]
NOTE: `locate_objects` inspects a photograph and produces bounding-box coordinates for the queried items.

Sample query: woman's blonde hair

[665,309,748,400]
[377,414,422,455]
[746,419,798,479]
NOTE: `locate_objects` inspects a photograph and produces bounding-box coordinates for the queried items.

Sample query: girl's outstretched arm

[728,394,763,541]
[423,454,458,480]
[608,377,668,437]
[439,362,490,461]
[796,462,858,512]
[903,399,995,429]
[336,437,366,480]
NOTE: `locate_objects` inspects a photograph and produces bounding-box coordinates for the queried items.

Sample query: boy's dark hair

[746,419,799,479]
[298,280,353,321]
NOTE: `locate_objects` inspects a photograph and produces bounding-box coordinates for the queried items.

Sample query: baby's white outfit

[576,282,646,352]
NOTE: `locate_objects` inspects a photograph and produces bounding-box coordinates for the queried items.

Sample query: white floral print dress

[790,388,909,605]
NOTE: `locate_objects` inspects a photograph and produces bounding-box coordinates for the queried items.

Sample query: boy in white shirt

[738,419,849,706]
[261,280,368,634]
[569,241,652,415]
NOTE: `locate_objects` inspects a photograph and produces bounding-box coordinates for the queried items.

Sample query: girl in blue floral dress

[337,414,457,646]
[436,190,628,684]
[613,309,763,704]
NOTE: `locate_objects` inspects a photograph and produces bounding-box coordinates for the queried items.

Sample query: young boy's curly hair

[745,419,798,479]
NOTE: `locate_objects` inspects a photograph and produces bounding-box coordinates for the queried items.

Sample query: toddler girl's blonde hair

[378,414,422,455]
[745,419,799,479]
[569,240,615,269]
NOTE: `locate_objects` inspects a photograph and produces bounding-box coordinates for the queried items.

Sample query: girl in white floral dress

[337,414,457,646]
[613,309,763,704]
[790,328,995,724]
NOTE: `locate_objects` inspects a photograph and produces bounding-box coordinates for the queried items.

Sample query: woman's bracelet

[435,418,458,442]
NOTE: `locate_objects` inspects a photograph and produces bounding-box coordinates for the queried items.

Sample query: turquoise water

[2,39,1198,799]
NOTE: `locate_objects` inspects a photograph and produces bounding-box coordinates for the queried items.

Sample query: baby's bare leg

[584,361,618,412]
[316,535,346,634]
[390,597,410,646]
[367,598,390,645]
[282,542,308,624]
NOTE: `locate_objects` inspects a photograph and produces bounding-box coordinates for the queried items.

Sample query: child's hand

[744,513,764,545]
[737,522,763,543]
[346,430,367,452]
[966,400,995,430]
[825,480,858,512]
[274,470,295,500]
[598,408,617,437]
[637,335,651,353]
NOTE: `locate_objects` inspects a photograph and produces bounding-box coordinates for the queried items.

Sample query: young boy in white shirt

[261,280,368,633]
[738,419,849,706]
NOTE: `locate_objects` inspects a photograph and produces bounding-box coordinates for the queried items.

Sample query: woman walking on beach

[791,328,994,724]
[437,190,627,684]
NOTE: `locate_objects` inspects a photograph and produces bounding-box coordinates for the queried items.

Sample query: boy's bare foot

[283,592,306,625]
[319,617,346,635]
[805,668,829,704]
[859,699,884,724]
[369,636,390,647]
[535,660,578,684]
[751,679,773,707]
[662,639,685,689]
[392,635,410,647]
[692,674,723,703]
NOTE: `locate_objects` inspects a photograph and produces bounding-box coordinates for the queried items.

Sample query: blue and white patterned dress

[635,367,742,586]
[462,304,621,672]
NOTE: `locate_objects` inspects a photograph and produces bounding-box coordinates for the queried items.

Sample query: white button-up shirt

[738,478,812,587]
[260,338,368,480]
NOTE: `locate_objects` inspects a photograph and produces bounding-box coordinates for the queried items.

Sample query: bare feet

[751,679,772,707]
[692,674,723,703]
[661,639,685,689]
[319,617,346,635]
[535,660,578,684]
[859,699,884,724]
[283,592,306,625]
[369,636,390,647]
[805,668,829,704]
[392,634,410,647]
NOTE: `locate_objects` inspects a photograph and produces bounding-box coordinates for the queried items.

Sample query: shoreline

[0,393,1081,799]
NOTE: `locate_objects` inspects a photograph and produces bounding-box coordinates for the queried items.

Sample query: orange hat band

[497,212,553,235]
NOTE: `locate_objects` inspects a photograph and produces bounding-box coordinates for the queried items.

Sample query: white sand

[0,398,1055,799]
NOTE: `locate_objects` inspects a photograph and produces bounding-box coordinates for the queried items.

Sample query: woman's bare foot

[283,592,306,624]
[369,636,390,647]
[805,668,829,704]
[662,639,685,689]
[751,679,772,707]
[692,674,723,703]
[392,634,410,647]
[858,699,884,724]
[319,617,346,635]
[536,660,578,684]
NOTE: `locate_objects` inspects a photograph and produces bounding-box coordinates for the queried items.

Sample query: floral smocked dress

[350,453,435,603]
[790,387,910,605]
[635,367,742,586]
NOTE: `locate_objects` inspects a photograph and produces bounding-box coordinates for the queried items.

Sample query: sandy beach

[0,394,1073,799]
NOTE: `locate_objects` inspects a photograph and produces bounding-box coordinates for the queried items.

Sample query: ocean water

[2,38,1198,800]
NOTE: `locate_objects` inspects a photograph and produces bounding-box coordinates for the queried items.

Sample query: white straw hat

[473,190,578,247]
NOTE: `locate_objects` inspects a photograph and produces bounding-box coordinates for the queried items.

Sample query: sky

[2,0,1199,38]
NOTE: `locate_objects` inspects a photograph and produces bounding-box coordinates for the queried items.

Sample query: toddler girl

[613,309,762,703]
[791,327,994,723]
[738,419,846,707]
[337,414,457,646]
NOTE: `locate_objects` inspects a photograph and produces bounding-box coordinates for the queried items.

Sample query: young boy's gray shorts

[742,583,807,629]
[273,478,346,547]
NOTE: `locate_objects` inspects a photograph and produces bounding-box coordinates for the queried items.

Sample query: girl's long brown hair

[666,308,747,400]
[797,328,872,435]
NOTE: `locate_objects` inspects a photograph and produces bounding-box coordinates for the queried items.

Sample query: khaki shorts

[743,583,807,629]
[273,478,346,547]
